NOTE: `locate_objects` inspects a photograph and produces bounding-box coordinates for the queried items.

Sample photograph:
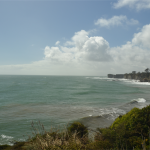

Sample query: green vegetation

[1,105,150,150]
[67,122,88,138]
[145,68,150,73]
[124,68,150,81]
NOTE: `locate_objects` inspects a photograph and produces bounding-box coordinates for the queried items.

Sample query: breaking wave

[132,98,146,103]
[79,98,148,130]
[0,134,14,145]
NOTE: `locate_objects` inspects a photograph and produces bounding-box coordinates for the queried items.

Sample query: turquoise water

[0,75,150,145]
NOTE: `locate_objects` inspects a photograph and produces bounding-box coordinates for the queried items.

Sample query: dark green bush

[67,122,88,138]
[94,105,150,149]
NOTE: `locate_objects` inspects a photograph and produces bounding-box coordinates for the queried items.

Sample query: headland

[108,69,150,82]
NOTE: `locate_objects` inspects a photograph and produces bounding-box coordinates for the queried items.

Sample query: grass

[1,105,150,150]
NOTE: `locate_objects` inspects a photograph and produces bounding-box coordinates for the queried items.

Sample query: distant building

[108,74,114,78]
[114,74,124,78]
[107,74,124,78]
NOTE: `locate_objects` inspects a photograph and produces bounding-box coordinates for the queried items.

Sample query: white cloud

[34,24,150,74]
[55,41,60,45]
[127,19,139,25]
[113,0,150,10]
[95,15,139,27]
[1,24,150,75]
[44,46,74,62]
[80,36,112,62]
[45,30,112,63]
[132,24,150,49]
[65,30,89,49]
[110,43,150,66]
[109,24,150,72]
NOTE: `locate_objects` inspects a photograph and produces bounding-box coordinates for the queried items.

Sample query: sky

[0,0,150,76]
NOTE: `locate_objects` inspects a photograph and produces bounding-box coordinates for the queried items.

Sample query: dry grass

[24,121,90,150]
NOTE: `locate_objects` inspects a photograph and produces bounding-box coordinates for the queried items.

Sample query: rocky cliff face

[124,72,150,82]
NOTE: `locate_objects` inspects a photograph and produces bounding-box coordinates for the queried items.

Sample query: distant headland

[108,68,150,82]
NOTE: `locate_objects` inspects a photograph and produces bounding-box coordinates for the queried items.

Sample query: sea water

[0,75,150,145]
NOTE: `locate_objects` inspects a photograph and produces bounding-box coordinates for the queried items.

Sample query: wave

[132,82,150,85]
[0,134,14,145]
[132,98,146,103]
[79,98,148,130]
[119,79,150,85]
[0,134,25,146]
[86,77,150,86]
[85,77,111,80]
[79,107,127,130]
[1,134,13,139]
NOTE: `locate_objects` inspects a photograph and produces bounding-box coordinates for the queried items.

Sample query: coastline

[108,70,150,82]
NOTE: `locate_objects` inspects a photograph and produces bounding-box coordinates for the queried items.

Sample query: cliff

[108,72,150,82]
[124,72,150,82]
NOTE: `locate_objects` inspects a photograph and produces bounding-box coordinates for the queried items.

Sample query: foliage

[95,105,150,149]
[67,122,88,138]
[145,68,150,73]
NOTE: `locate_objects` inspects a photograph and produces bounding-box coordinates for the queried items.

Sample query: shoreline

[108,70,150,82]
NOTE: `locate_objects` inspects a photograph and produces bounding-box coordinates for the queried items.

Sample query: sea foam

[1,134,13,139]
[120,79,150,85]
[132,98,146,103]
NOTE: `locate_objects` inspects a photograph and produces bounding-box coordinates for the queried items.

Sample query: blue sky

[0,0,150,75]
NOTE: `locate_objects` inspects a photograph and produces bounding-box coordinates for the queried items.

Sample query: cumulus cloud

[95,15,139,27]
[65,30,89,49]
[41,25,150,74]
[45,30,112,63]
[110,43,150,66]
[132,24,150,49]
[109,24,150,72]
[113,0,150,10]
[1,24,150,75]
[44,46,75,62]
[80,37,112,61]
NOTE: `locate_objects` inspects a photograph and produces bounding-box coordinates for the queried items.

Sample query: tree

[145,68,150,73]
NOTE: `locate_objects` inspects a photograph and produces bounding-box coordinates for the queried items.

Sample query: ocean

[0,75,150,145]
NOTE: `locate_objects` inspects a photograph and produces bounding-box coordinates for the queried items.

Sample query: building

[108,74,124,78]
[107,74,114,78]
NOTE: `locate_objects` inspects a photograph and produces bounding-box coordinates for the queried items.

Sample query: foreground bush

[67,122,88,138]
[94,105,150,149]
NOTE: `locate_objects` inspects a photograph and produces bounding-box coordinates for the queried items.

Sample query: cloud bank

[113,0,150,10]
[1,24,150,76]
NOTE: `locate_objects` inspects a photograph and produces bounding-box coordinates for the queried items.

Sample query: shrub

[67,122,88,138]
[94,105,150,149]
